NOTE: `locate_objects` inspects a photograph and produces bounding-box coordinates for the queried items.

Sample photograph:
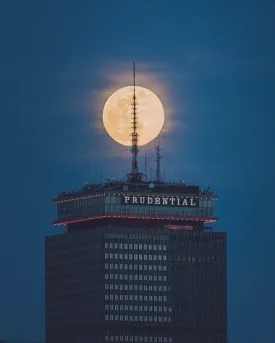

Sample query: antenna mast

[145,153,147,177]
[127,62,141,182]
[156,137,162,182]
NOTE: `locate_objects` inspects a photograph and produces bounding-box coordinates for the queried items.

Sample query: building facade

[45,181,226,343]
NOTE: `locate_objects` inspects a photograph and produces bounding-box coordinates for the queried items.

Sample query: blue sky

[1,0,275,342]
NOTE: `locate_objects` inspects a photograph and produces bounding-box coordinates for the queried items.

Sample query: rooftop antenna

[127,62,142,183]
[145,153,147,177]
[155,137,162,182]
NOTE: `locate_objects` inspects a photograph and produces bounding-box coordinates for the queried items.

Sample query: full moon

[103,86,165,146]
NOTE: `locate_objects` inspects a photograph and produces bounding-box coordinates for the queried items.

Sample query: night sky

[1,1,275,342]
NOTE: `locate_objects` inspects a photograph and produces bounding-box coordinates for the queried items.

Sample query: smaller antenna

[145,153,147,177]
[156,137,162,182]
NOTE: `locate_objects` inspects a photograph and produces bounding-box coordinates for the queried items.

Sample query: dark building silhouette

[45,181,227,343]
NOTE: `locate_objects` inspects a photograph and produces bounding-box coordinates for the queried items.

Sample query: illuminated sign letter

[132,196,138,204]
[190,198,196,206]
[182,198,188,206]
[140,197,145,204]
[124,196,130,203]
[177,198,181,206]
[170,198,175,205]
[155,197,161,205]
[162,198,168,205]
[147,197,153,204]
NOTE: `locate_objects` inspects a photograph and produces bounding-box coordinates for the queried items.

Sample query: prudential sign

[121,195,199,208]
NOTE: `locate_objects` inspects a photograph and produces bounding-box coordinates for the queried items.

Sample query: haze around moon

[103,86,165,146]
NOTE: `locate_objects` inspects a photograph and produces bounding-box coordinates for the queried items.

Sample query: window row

[105,304,172,312]
[105,335,172,342]
[104,204,213,217]
[105,243,167,251]
[105,314,171,323]
[105,284,167,291]
[105,294,167,302]
[177,256,217,263]
[104,253,167,261]
[105,264,167,271]
[105,274,167,281]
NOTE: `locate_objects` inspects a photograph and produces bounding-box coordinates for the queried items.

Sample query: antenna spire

[156,137,162,182]
[145,153,147,177]
[127,62,141,182]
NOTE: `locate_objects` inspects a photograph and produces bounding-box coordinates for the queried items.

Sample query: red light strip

[53,215,217,226]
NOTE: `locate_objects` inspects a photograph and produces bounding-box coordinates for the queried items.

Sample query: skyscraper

[46,64,226,343]
[45,181,226,343]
